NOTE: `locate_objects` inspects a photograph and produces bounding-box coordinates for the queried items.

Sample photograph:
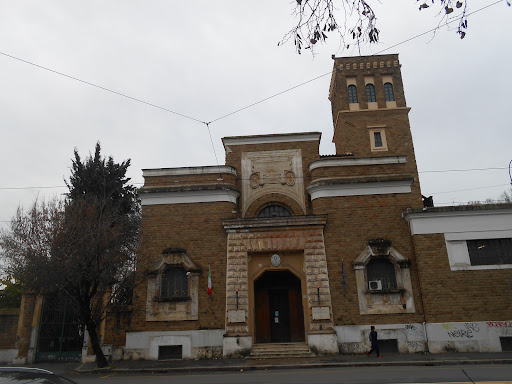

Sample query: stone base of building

[426,321,512,353]
[222,335,252,358]
[334,321,512,354]
[308,332,339,355]
[0,349,18,364]
[123,330,224,360]
[335,323,428,354]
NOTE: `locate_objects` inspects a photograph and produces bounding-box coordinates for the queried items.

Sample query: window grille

[161,267,188,299]
[384,82,395,101]
[467,238,512,266]
[366,258,397,290]
[366,84,377,102]
[257,205,292,218]
[348,84,358,103]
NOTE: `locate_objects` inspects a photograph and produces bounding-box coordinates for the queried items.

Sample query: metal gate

[35,295,84,362]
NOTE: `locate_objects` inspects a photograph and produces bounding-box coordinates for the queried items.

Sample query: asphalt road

[67,364,512,384]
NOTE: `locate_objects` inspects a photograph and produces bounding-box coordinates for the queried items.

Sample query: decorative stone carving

[241,149,305,216]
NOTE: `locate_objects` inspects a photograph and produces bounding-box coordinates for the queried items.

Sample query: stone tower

[329,54,414,160]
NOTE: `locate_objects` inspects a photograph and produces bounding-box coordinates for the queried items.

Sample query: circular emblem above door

[271,254,281,267]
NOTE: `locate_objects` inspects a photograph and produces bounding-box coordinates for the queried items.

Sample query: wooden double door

[254,271,305,343]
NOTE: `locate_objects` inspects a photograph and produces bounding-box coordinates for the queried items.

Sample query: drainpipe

[406,214,430,354]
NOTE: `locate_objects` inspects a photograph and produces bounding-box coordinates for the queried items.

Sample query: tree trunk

[87,322,109,368]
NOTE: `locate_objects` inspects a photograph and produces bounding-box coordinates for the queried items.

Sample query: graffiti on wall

[405,324,423,339]
[442,322,481,339]
[487,321,512,327]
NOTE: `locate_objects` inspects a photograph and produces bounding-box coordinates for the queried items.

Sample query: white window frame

[445,231,512,271]
[368,126,388,152]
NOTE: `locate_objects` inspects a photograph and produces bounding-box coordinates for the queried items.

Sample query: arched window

[365,84,377,102]
[366,258,397,290]
[384,82,395,101]
[161,267,188,299]
[257,205,292,218]
[347,84,358,104]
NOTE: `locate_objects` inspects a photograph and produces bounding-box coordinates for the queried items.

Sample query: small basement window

[158,345,182,360]
[500,337,512,352]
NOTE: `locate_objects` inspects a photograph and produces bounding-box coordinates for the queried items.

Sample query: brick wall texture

[0,309,20,349]
[413,233,512,323]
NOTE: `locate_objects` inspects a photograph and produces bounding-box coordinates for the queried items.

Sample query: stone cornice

[222,132,321,148]
[403,204,512,236]
[309,174,414,187]
[138,183,238,194]
[139,184,239,206]
[142,166,237,178]
[222,215,327,231]
[309,156,406,171]
[307,175,414,200]
[336,107,411,118]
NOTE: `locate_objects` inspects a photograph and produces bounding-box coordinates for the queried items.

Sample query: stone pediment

[241,149,305,216]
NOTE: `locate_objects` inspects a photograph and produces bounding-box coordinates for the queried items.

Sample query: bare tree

[499,188,512,203]
[281,0,473,54]
[0,143,140,368]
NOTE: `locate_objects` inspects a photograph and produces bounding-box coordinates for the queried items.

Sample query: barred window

[348,85,358,103]
[366,84,377,102]
[161,267,188,299]
[367,258,397,290]
[384,82,395,101]
[467,238,512,266]
[258,205,292,218]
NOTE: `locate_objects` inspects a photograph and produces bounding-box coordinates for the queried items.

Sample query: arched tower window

[366,258,397,290]
[384,82,395,101]
[365,84,377,102]
[347,84,358,104]
[257,205,292,218]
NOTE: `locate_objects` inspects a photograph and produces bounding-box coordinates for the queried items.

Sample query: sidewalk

[63,352,512,374]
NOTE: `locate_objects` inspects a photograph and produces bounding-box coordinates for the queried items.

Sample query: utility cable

[419,166,507,174]
[0,1,501,128]
[425,183,510,195]
[0,164,508,191]
[0,51,207,125]
[372,0,502,56]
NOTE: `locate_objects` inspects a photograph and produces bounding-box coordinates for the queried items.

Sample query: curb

[74,358,512,374]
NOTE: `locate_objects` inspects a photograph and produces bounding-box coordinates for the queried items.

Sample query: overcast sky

[1,1,511,227]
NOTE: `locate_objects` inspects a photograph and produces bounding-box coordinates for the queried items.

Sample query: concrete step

[248,343,314,360]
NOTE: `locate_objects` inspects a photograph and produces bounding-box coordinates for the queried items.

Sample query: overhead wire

[0,164,509,191]
[0,1,502,129]
[0,51,207,125]
[0,1,505,221]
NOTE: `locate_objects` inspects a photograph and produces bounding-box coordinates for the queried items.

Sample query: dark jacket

[369,330,378,347]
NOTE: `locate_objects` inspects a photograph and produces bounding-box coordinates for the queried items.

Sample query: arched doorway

[254,270,305,343]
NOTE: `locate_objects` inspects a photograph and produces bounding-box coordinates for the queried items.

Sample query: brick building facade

[125,54,512,359]
[4,54,511,363]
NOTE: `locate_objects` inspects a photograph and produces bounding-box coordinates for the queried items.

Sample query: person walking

[367,325,382,358]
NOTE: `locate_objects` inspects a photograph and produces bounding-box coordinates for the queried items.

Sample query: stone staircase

[247,342,314,360]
